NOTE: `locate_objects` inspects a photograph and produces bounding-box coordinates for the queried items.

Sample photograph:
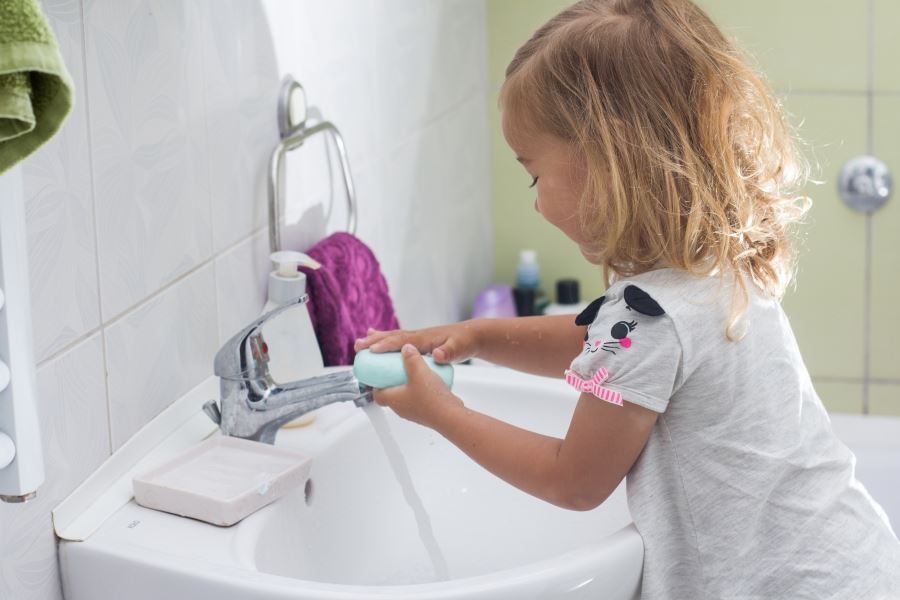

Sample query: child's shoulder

[604,267,735,321]
[612,267,786,359]
[592,267,771,349]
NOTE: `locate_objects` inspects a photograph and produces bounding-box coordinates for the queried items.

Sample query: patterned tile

[84,0,213,320]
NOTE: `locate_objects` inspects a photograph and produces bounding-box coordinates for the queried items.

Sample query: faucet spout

[211,296,372,444]
[218,369,368,444]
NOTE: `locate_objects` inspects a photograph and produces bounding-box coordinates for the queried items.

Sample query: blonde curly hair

[500,0,811,340]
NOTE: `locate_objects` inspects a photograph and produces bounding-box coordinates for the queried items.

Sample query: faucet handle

[213,295,308,381]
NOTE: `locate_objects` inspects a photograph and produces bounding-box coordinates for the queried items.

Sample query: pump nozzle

[270,251,322,276]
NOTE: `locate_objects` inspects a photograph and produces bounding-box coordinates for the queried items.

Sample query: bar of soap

[133,435,310,527]
[352,349,454,390]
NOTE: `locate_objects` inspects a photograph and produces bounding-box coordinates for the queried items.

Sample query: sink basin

[58,365,643,599]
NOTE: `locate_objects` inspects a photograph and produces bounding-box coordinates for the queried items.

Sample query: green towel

[0,0,74,174]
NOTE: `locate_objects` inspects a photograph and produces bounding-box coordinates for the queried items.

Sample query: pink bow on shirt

[564,367,623,406]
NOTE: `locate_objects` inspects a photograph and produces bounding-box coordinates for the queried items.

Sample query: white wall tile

[263,0,379,237]
[200,0,280,253]
[349,160,386,258]
[296,21,379,174]
[214,229,271,344]
[0,333,107,600]
[25,0,101,362]
[374,0,489,151]
[378,92,493,329]
[279,134,338,249]
[104,264,218,450]
[32,334,110,494]
[374,0,444,148]
[0,512,61,599]
[436,92,494,321]
[84,0,213,321]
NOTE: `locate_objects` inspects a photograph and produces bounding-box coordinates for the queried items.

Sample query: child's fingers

[434,335,473,363]
[371,388,393,408]
[354,329,398,351]
[354,337,375,351]
[369,334,407,353]
[372,386,402,409]
[355,329,447,356]
[400,343,428,373]
[432,345,450,363]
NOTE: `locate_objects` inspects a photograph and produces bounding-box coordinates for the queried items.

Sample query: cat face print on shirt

[565,285,666,406]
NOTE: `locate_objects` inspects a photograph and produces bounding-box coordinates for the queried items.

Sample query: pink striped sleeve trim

[563,369,622,406]
[594,386,623,406]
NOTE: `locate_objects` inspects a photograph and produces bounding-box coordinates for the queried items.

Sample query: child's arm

[471,315,586,378]
[355,315,585,379]
[373,344,658,510]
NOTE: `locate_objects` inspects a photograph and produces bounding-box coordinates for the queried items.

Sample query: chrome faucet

[202,295,371,444]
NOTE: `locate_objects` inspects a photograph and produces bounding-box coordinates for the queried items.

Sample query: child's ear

[624,285,665,316]
[575,295,606,326]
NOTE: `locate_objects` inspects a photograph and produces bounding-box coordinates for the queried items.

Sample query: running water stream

[361,403,450,581]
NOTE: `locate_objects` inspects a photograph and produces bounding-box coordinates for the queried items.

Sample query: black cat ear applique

[623,285,665,316]
[575,295,606,326]
[574,285,664,327]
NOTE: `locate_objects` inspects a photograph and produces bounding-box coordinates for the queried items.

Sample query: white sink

[58,365,643,599]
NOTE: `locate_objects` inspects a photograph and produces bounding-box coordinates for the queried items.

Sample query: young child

[354,0,900,597]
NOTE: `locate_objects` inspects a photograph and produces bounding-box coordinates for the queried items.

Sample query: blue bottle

[516,249,540,289]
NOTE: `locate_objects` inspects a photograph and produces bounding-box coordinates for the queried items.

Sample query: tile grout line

[35,224,269,369]
[77,0,114,455]
[195,3,223,348]
[862,0,875,414]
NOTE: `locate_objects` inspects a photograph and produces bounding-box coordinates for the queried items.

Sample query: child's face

[501,113,602,263]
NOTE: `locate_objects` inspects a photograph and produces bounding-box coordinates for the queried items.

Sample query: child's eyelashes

[528,176,539,188]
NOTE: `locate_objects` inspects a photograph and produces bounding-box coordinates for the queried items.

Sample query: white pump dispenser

[262,251,324,388]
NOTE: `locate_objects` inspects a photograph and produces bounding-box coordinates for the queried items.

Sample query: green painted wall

[487,0,605,307]
[486,0,900,415]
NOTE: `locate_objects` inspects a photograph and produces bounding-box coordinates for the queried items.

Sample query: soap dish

[133,435,311,527]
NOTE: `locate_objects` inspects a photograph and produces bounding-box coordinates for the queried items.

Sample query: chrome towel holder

[267,76,358,253]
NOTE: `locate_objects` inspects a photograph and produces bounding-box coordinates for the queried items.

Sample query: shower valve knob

[0,432,15,470]
[838,155,892,213]
[0,360,9,393]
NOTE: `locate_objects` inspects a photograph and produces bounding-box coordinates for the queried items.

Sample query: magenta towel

[298,232,400,366]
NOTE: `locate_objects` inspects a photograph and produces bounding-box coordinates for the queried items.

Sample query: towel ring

[267,76,358,253]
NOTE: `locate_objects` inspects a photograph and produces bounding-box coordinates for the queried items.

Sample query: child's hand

[372,344,464,429]
[354,322,480,365]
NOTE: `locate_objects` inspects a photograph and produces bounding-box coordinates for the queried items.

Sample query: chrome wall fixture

[838,155,893,213]
[267,76,357,253]
[0,165,45,503]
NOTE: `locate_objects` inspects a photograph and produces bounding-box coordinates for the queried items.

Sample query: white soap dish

[132,434,311,527]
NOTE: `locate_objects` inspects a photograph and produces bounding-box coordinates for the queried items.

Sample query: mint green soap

[352,349,454,390]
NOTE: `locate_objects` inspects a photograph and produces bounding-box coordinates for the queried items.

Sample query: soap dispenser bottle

[262,251,324,384]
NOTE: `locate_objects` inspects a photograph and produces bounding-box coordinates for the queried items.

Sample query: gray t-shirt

[566,268,900,599]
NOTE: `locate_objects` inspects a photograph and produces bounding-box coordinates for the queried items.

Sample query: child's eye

[528,176,538,188]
